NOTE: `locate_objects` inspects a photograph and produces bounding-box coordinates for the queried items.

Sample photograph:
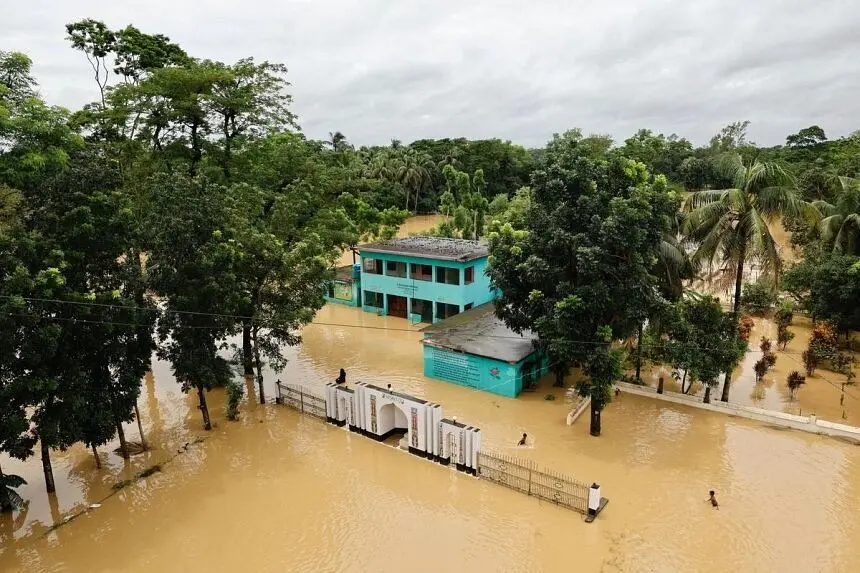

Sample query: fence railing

[477,450,590,514]
[276,382,327,421]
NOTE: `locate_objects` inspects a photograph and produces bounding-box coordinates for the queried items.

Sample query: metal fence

[276,382,327,420]
[477,450,590,514]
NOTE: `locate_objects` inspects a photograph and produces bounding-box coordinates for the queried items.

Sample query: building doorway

[387,294,408,319]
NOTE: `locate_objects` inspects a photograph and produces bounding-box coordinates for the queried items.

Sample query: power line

[4,294,857,358]
[6,296,857,407]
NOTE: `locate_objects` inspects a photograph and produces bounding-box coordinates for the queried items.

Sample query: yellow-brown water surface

[3,216,860,572]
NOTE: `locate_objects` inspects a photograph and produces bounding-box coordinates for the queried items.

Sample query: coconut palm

[0,468,25,513]
[684,153,817,402]
[633,212,698,382]
[814,176,860,255]
[656,211,697,301]
[393,148,434,213]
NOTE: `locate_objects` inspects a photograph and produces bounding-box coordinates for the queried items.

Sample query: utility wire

[6,296,857,406]
[4,294,858,358]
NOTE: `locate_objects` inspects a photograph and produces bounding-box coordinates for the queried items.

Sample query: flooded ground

[3,303,860,572]
[3,215,860,572]
[641,315,860,427]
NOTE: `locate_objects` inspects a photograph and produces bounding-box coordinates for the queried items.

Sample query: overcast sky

[4,0,860,148]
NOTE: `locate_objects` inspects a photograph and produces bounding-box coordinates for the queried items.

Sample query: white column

[588,483,602,516]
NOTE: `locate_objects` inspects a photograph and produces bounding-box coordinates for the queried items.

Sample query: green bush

[226,380,244,421]
[741,282,777,314]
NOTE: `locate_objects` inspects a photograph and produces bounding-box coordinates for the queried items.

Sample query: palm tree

[393,148,434,213]
[327,131,350,153]
[0,466,25,513]
[657,211,697,301]
[684,153,816,402]
[634,213,698,383]
[814,176,860,255]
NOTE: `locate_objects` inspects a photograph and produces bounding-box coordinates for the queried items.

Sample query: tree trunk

[41,441,56,494]
[404,189,411,212]
[657,376,664,394]
[252,326,265,404]
[197,385,212,431]
[92,445,101,469]
[681,370,689,394]
[242,324,254,375]
[115,415,130,460]
[722,256,745,402]
[635,323,643,382]
[134,403,147,451]
[704,385,712,404]
[554,367,565,387]
[414,184,420,214]
[589,401,601,437]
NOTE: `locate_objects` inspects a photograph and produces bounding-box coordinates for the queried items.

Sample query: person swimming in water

[518,433,527,446]
[335,368,346,384]
[708,490,719,509]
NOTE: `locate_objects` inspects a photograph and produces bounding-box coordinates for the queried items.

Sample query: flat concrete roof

[359,236,489,262]
[421,304,538,364]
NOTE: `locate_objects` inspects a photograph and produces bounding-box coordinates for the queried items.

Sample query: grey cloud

[3,0,860,148]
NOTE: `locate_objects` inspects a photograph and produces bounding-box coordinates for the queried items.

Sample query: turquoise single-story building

[358,237,495,323]
[323,264,361,307]
[421,304,549,398]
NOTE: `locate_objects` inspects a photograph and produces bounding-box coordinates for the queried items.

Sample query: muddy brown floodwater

[2,216,860,572]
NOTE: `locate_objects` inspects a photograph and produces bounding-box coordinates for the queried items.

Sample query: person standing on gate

[335,368,346,384]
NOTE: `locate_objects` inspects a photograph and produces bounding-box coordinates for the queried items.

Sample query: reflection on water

[2,217,860,572]
[3,303,860,572]
[640,314,860,427]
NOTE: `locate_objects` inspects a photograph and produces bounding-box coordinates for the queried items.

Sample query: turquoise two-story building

[321,236,547,398]
[358,237,494,323]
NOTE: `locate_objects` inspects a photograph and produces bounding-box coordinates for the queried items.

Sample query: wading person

[708,490,719,509]
[518,433,527,446]
[335,368,346,384]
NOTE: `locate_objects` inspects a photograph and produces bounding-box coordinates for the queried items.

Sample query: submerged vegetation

[1,18,860,509]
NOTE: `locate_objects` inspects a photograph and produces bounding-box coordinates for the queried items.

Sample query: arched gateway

[325,382,481,472]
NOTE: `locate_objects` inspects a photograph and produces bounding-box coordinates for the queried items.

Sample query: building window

[385,260,407,278]
[464,303,473,311]
[326,283,334,298]
[411,298,433,323]
[364,291,383,308]
[436,302,460,320]
[410,263,433,282]
[435,266,460,285]
[464,266,474,285]
[363,258,383,275]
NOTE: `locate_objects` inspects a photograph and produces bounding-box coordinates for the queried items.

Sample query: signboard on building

[429,348,481,388]
[334,282,352,301]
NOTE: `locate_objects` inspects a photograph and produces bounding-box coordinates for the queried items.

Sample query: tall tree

[487,132,675,435]
[148,174,240,429]
[204,57,298,180]
[786,126,827,148]
[685,153,816,401]
[814,176,860,255]
[65,19,116,110]
[653,295,747,402]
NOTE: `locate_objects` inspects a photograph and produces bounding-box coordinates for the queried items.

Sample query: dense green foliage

[486,130,676,435]
[741,281,777,314]
[648,296,747,401]
[2,17,860,509]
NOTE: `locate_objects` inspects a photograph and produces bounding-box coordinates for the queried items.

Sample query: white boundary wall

[616,382,860,443]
